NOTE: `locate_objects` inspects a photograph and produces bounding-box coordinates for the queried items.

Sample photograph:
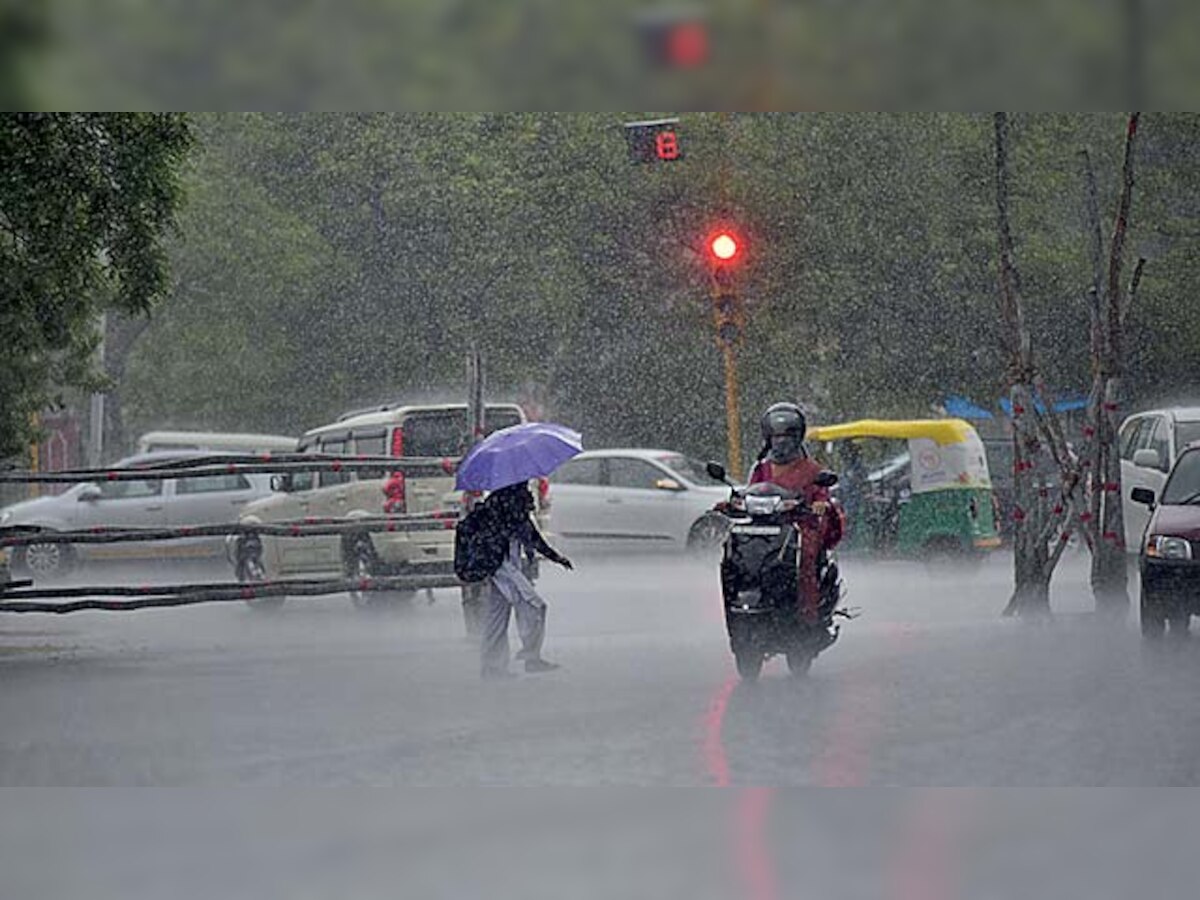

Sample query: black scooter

[707,462,848,681]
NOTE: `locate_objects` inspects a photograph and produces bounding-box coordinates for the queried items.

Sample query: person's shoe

[524,658,560,674]
[513,648,531,661]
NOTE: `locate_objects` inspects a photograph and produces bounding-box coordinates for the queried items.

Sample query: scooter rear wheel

[786,650,813,677]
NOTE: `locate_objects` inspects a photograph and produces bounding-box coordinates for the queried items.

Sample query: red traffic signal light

[665,21,709,68]
[636,11,710,70]
[709,231,739,262]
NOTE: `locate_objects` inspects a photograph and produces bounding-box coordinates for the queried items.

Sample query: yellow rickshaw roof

[807,418,980,446]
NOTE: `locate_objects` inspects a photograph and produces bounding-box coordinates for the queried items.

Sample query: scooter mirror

[706,461,728,482]
[814,471,839,488]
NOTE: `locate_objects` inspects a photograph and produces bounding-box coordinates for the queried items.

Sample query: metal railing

[0,456,467,613]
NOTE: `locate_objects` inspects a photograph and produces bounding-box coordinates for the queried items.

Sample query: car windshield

[1162,450,1200,504]
[657,454,723,486]
[1175,421,1200,452]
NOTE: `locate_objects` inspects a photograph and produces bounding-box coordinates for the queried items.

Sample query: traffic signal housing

[636,9,710,69]
[706,228,743,346]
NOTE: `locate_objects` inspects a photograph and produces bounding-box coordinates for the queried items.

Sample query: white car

[1119,407,1200,552]
[1,452,276,580]
[548,449,731,553]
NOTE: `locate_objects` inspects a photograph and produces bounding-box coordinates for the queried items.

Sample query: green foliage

[0,113,192,460]
[123,113,1200,471]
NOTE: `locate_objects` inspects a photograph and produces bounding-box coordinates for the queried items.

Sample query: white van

[235,402,529,605]
[1119,407,1200,551]
[136,431,298,455]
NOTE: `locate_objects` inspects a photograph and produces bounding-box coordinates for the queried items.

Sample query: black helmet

[760,402,807,464]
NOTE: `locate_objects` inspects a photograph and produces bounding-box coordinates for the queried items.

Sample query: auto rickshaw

[807,418,1002,562]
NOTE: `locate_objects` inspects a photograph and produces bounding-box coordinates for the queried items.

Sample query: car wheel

[1140,588,1166,640]
[347,537,413,610]
[13,538,74,581]
[687,514,729,554]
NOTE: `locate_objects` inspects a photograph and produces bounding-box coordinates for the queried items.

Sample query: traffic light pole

[720,342,743,481]
[714,113,744,481]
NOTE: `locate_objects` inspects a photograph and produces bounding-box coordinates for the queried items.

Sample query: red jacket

[748,456,844,549]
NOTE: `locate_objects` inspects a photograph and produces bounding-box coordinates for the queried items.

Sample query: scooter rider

[748,402,845,622]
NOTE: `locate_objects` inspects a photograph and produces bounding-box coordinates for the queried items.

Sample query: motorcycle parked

[707,462,848,681]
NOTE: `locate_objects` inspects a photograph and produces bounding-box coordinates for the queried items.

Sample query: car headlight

[1148,535,1193,560]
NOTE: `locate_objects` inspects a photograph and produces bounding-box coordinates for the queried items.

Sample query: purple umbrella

[454,422,583,492]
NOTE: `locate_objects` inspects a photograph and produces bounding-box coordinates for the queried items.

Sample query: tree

[0,113,193,461]
[1080,114,1141,613]
[994,113,1144,618]
[105,113,1200,479]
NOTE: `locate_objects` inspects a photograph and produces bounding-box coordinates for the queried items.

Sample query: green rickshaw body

[808,419,1003,560]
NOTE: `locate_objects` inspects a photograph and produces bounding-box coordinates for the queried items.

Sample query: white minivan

[235,402,531,605]
[1119,407,1200,551]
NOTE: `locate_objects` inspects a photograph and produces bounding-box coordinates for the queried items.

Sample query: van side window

[483,408,523,436]
[318,435,352,487]
[290,443,317,491]
[353,431,388,479]
[403,411,469,458]
[176,473,252,495]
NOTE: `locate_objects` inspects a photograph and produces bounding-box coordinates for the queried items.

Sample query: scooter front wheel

[734,649,764,682]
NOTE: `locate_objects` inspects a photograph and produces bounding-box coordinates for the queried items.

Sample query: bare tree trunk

[103,312,152,459]
[1080,114,1140,615]
[995,113,1053,619]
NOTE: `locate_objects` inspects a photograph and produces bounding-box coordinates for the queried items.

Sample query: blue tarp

[944,394,1088,420]
[998,395,1089,416]
[943,395,995,420]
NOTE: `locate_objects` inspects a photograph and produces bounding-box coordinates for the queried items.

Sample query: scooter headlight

[745,495,782,516]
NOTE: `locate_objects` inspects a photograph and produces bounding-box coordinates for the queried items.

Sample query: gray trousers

[480,582,547,676]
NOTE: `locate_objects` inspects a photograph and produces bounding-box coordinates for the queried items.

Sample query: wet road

[1,552,1198,786]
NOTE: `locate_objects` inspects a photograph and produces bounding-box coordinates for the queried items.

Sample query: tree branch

[1124,256,1147,325]
[1105,112,1140,368]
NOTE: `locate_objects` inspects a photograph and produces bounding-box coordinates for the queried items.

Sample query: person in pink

[747,402,844,621]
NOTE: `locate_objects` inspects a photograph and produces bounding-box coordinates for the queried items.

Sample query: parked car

[1119,407,1200,552]
[136,430,298,455]
[1130,442,1200,638]
[0,452,276,581]
[235,402,529,606]
[547,449,730,554]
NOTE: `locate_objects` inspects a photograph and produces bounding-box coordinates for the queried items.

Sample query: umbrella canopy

[454,422,583,492]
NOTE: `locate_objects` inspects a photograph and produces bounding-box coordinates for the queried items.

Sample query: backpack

[454,505,507,583]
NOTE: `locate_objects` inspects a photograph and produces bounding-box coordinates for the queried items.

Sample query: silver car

[548,449,731,554]
[1,452,276,581]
